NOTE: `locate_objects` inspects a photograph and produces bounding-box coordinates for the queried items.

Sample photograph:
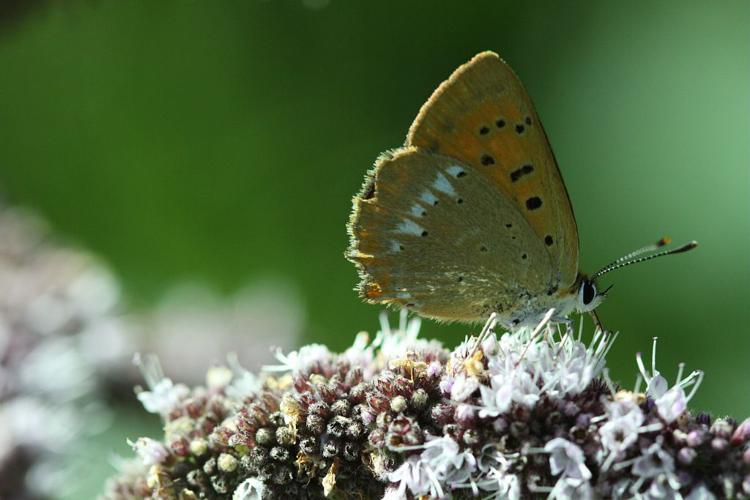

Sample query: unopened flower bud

[189,438,208,456]
[390,395,407,413]
[217,453,238,472]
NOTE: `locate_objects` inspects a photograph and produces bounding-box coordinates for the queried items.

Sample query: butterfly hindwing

[407,51,579,289]
[347,147,553,322]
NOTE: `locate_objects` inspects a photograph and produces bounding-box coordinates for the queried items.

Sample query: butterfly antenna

[614,236,672,264]
[591,238,698,280]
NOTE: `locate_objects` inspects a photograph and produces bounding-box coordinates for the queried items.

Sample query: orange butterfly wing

[407,51,579,289]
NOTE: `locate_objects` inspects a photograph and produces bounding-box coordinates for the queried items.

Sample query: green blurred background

[0,1,747,497]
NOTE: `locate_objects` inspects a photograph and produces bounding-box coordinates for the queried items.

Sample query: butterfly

[346,51,696,329]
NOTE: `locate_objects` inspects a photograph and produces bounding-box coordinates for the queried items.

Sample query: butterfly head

[575,277,607,313]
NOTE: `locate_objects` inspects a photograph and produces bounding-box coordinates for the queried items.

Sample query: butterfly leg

[589,309,605,333]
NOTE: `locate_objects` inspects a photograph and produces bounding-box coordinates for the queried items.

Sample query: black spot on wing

[510,164,534,182]
[526,197,542,210]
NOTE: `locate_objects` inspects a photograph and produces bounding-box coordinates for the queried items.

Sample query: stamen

[132,353,164,389]
[636,351,648,381]
[634,374,643,394]
[676,362,685,385]
[398,308,408,332]
[684,370,704,402]
[378,311,390,336]
[471,312,498,356]
[515,309,555,367]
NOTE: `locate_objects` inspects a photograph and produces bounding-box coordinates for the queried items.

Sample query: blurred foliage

[0,1,747,496]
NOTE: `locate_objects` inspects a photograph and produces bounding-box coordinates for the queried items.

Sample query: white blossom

[632,442,676,479]
[372,310,442,361]
[478,376,513,417]
[545,438,592,486]
[549,478,594,500]
[225,353,261,400]
[387,455,442,498]
[483,467,521,499]
[636,338,703,424]
[420,436,477,486]
[264,343,332,374]
[233,477,266,500]
[685,484,717,500]
[343,331,376,376]
[136,376,189,416]
[599,395,646,461]
[451,374,479,402]
[128,437,169,466]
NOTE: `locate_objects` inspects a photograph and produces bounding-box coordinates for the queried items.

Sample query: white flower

[128,437,169,466]
[509,370,541,407]
[388,436,477,497]
[477,315,614,416]
[685,484,716,500]
[233,477,266,500]
[370,310,445,367]
[206,365,233,389]
[654,387,688,424]
[451,374,479,402]
[439,375,454,395]
[478,375,513,418]
[264,343,332,374]
[387,455,441,498]
[484,467,521,499]
[132,353,190,417]
[136,377,190,416]
[549,478,594,500]
[599,395,648,468]
[636,338,703,424]
[632,442,675,479]
[539,327,615,397]
[343,331,375,376]
[420,436,477,486]
[545,438,592,486]
[644,474,683,500]
[225,353,261,400]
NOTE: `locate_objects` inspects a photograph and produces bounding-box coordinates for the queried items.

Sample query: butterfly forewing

[347,148,552,322]
[407,51,579,288]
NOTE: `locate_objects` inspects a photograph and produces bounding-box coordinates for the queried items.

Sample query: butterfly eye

[582,281,597,305]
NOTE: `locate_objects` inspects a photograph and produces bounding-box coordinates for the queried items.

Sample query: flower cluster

[0,204,130,499]
[103,310,750,499]
[0,201,303,499]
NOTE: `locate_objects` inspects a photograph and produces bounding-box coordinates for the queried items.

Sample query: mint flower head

[0,204,131,499]
[103,310,750,499]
